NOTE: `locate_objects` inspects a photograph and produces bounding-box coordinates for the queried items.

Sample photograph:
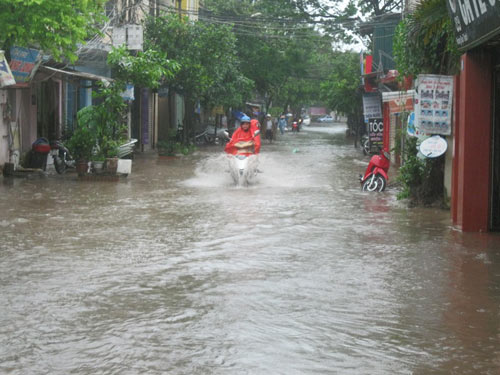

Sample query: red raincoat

[224,124,261,155]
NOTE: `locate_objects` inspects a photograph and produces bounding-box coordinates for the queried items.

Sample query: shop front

[382,90,415,165]
[447,0,500,231]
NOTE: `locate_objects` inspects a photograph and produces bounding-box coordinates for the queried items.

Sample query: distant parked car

[302,115,311,126]
[317,115,334,123]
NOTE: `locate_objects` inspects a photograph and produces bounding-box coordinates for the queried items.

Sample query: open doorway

[491,66,500,230]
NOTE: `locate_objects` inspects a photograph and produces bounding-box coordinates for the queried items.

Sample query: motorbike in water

[291,121,299,132]
[227,141,259,186]
[360,148,391,192]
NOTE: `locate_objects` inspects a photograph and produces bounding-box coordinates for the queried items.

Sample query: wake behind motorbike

[360,148,391,192]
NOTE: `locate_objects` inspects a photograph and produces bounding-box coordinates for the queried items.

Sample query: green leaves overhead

[0,0,106,62]
[320,51,362,120]
[146,13,251,108]
[107,46,179,90]
[393,0,459,76]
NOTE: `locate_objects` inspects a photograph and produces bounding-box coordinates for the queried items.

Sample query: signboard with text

[446,0,500,51]
[420,135,448,158]
[414,74,453,136]
[368,117,384,153]
[363,93,382,122]
[9,47,41,83]
[0,51,15,87]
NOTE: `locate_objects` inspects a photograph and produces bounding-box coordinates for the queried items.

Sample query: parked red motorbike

[360,148,391,192]
[31,137,75,174]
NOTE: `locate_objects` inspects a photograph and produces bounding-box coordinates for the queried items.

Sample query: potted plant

[67,125,95,176]
[157,139,180,157]
[91,151,106,172]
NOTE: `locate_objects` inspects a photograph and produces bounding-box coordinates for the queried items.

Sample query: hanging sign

[121,84,135,101]
[446,0,500,51]
[9,46,41,83]
[419,135,448,158]
[363,93,382,122]
[407,112,416,137]
[0,51,16,87]
[414,74,453,136]
[368,117,384,152]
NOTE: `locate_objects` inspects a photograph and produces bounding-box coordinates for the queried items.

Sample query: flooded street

[1,123,500,374]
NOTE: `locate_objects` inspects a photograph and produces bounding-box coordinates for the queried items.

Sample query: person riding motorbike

[224,114,261,156]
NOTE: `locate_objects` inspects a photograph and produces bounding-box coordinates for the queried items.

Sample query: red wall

[452,50,492,232]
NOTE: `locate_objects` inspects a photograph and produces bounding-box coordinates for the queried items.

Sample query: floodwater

[1,123,500,375]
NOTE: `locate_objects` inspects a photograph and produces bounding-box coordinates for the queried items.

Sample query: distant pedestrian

[263,114,276,143]
[278,114,287,135]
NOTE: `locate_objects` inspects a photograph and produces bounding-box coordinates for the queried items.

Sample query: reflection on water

[1,124,500,374]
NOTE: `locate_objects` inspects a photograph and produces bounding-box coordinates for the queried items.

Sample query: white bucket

[117,159,132,175]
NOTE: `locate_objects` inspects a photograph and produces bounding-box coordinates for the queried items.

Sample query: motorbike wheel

[53,155,67,174]
[362,174,386,192]
[362,139,370,155]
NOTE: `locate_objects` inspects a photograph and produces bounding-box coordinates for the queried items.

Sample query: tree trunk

[184,95,196,145]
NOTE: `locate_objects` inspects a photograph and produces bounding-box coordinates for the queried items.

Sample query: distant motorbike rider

[224,114,261,156]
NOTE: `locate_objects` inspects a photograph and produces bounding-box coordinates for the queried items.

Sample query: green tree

[0,0,106,62]
[145,13,251,136]
[201,0,330,114]
[320,51,363,132]
[393,0,459,77]
[72,46,178,159]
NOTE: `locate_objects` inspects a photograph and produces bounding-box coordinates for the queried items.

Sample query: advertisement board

[368,117,384,152]
[9,46,41,83]
[0,51,16,87]
[446,0,500,51]
[363,93,382,122]
[414,74,453,136]
[419,135,448,158]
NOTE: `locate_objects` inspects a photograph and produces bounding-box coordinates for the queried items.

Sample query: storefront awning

[382,90,415,113]
[39,66,112,82]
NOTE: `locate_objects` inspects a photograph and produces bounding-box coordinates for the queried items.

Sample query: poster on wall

[414,74,453,136]
[0,51,16,87]
[368,117,384,152]
[362,93,382,122]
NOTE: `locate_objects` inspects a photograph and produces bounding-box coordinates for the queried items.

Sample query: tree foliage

[391,0,458,206]
[145,13,252,109]
[201,0,333,113]
[320,51,362,123]
[393,0,459,77]
[0,0,106,62]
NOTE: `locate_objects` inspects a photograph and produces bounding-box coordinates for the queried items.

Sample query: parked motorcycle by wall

[50,139,75,174]
[360,148,391,192]
[195,125,230,145]
[30,137,74,174]
[361,134,370,155]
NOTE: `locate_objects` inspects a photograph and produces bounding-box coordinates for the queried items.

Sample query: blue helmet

[240,114,251,123]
